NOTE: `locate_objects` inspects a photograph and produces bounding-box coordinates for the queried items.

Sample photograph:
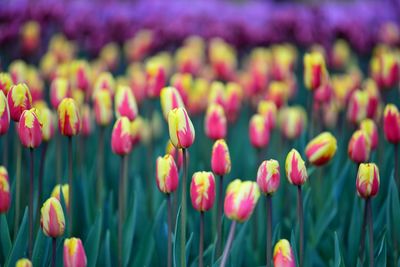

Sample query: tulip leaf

[123,186,137,266]
[32,229,50,267]
[333,232,345,267]
[5,208,28,267]
[290,229,299,267]
[230,222,248,267]
[347,194,361,267]
[375,234,386,266]
[0,214,12,260]
[99,230,112,267]
[84,212,102,267]
[312,199,337,246]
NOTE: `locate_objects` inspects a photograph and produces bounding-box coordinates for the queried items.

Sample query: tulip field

[0,1,400,267]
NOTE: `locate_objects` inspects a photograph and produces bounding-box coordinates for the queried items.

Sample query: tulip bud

[130,116,143,146]
[285,149,308,186]
[166,140,183,170]
[0,91,10,135]
[360,119,378,150]
[190,171,216,212]
[40,197,65,238]
[17,108,42,148]
[51,184,69,209]
[21,21,40,54]
[160,86,184,120]
[34,104,55,142]
[266,81,289,109]
[249,114,270,149]
[57,98,81,137]
[16,258,33,267]
[331,39,351,70]
[63,238,87,267]
[347,90,368,124]
[224,179,260,222]
[111,117,132,155]
[168,107,195,149]
[205,104,227,140]
[80,104,93,137]
[50,78,70,109]
[273,239,296,267]
[156,154,179,194]
[356,163,380,199]
[208,81,226,109]
[304,51,328,90]
[348,130,371,163]
[93,89,113,126]
[170,73,192,105]
[115,85,138,121]
[278,106,307,140]
[0,166,10,213]
[257,159,280,195]
[7,83,32,122]
[0,73,13,96]
[381,52,399,88]
[146,61,166,98]
[93,72,115,98]
[383,104,400,144]
[211,139,231,176]
[257,100,277,130]
[71,60,91,93]
[225,82,242,123]
[305,132,337,166]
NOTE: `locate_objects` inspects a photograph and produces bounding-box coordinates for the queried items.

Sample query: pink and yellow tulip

[111,117,132,156]
[168,107,195,149]
[285,149,308,186]
[17,108,42,148]
[51,184,69,209]
[348,130,371,163]
[0,91,10,135]
[156,154,179,194]
[63,238,87,267]
[211,139,231,177]
[360,119,378,150]
[273,239,296,267]
[257,159,280,195]
[190,171,216,212]
[114,85,138,121]
[383,104,400,144]
[205,104,227,140]
[305,132,337,166]
[356,163,380,199]
[249,114,270,149]
[0,166,10,213]
[7,83,32,122]
[40,197,66,238]
[57,98,81,137]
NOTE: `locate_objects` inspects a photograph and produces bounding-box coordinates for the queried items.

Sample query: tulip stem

[167,194,172,267]
[181,148,188,267]
[395,144,398,186]
[266,194,272,267]
[14,141,21,239]
[68,137,73,235]
[199,212,204,267]
[297,185,304,267]
[358,199,368,264]
[216,175,224,257]
[37,142,47,228]
[2,132,8,167]
[367,198,374,267]
[220,221,236,267]
[29,148,34,259]
[56,133,61,184]
[52,237,56,267]
[118,155,127,267]
[97,126,105,206]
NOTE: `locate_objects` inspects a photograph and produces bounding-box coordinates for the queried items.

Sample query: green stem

[36,142,47,229]
[2,132,8,167]
[181,148,187,267]
[266,194,272,267]
[14,141,21,239]
[68,137,73,235]
[367,198,374,267]
[395,144,398,187]
[29,148,34,259]
[220,221,236,267]
[97,127,105,206]
[56,133,61,184]
[52,238,56,267]
[199,212,204,267]
[297,185,304,267]
[118,155,127,267]
[167,194,172,267]
[358,199,368,264]
[216,175,224,258]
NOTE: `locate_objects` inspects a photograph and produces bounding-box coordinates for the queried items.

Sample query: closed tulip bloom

[81,104,93,137]
[0,72,13,95]
[225,82,242,123]
[205,104,227,140]
[257,159,280,195]
[305,132,337,166]
[35,105,55,142]
[273,239,295,267]
[211,139,231,176]
[130,116,143,146]
[266,81,289,109]
[304,51,328,90]
[51,184,69,209]
[383,104,400,144]
[111,117,132,155]
[115,85,138,120]
[190,171,216,212]
[170,73,192,105]
[348,130,371,163]
[285,149,308,186]
[50,78,70,109]
[7,83,32,122]
[360,119,378,150]
[166,140,183,170]
[279,106,307,140]
[40,197,65,238]
[93,89,113,126]
[249,114,270,149]
[64,238,87,267]
[93,72,115,98]
[347,90,369,124]
[0,91,10,135]
[18,109,42,148]
[208,81,226,109]
[381,52,399,88]
[168,107,195,149]
[0,166,10,213]
[16,258,33,267]
[146,61,166,98]
[57,98,81,137]
[257,100,277,129]
[156,154,179,194]
[356,163,380,199]
[160,86,184,120]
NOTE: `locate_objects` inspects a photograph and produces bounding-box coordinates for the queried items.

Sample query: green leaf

[375,234,386,266]
[84,212,102,267]
[99,230,112,267]
[32,229,50,267]
[5,208,28,267]
[333,232,345,267]
[123,187,137,266]
[230,222,248,267]
[0,214,12,260]
[312,199,337,246]
[347,195,361,267]
[290,229,299,267]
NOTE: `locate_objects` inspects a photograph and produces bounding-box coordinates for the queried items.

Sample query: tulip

[170,73,192,105]
[0,166,10,213]
[381,52,399,88]
[35,104,55,142]
[348,130,371,164]
[115,85,138,120]
[156,154,179,194]
[9,60,27,84]
[7,83,32,122]
[0,72,13,96]
[359,119,378,150]
[71,60,91,94]
[273,239,296,267]
[21,21,40,54]
[0,91,10,135]
[57,98,81,137]
[257,100,277,130]
[81,104,93,137]
[63,238,87,267]
[383,104,400,144]
[363,79,380,120]
[257,160,280,195]
[221,179,260,267]
[347,90,369,124]
[40,197,66,238]
[17,108,42,148]
[51,184,69,209]
[305,132,337,166]
[249,114,270,149]
[146,61,166,98]
[266,81,289,109]
[331,39,351,70]
[225,82,242,123]
[93,72,115,98]
[304,51,328,91]
[16,259,33,267]
[130,116,143,147]
[168,107,195,149]
[205,104,227,140]
[50,78,70,109]
[278,106,307,140]
[160,86,184,120]
[111,117,132,156]
[93,89,113,126]
[208,81,226,109]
